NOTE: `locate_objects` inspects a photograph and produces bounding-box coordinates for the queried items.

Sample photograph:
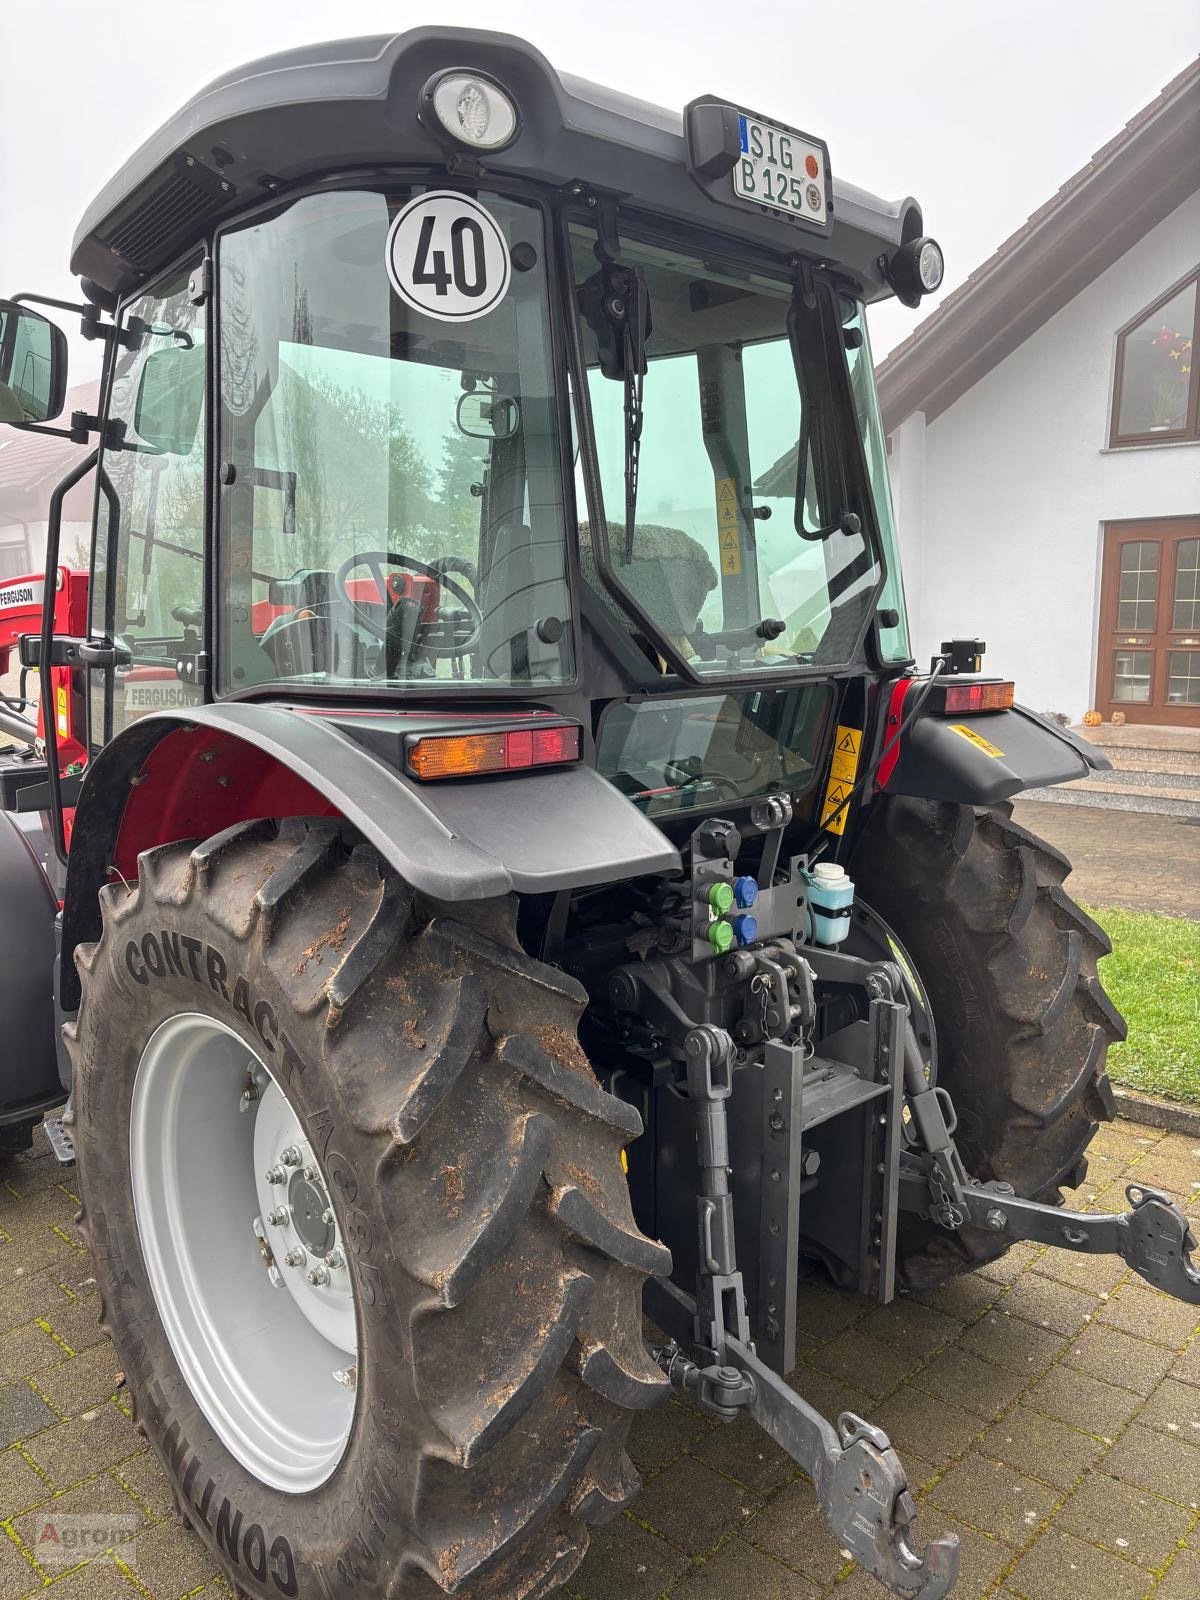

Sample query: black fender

[60,702,681,1009]
[881,703,1110,806]
[0,809,63,1125]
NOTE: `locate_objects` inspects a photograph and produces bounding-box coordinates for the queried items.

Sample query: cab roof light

[935,680,1015,715]
[406,723,581,781]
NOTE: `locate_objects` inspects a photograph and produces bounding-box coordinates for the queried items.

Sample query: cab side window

[91,262,206,735]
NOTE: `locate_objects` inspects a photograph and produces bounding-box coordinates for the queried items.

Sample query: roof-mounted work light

[419,70,520,153]
[882,236,944,308]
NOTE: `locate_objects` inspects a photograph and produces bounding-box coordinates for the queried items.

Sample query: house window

[1110,269,1199,446]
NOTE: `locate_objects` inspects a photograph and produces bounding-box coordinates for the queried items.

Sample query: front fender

[881,702,1110,807]
[61,703,680,1009]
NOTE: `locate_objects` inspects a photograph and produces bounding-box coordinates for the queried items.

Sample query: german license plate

[733,113,828,226]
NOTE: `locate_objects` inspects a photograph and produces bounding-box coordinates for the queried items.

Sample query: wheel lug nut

[281,1146,302,1167]
[265,1165,286,1185]
[303,1164,320,1183]
[267,1208,289,1227]
[283,1247,306,1268]
[321,1207,336,1226]
[325,1248,345,1270]
[307,1264,331,1287]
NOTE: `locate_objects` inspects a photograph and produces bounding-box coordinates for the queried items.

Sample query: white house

[878,59,1199,728]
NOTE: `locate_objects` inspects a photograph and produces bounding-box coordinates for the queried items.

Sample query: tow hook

[647,1281,960,1600]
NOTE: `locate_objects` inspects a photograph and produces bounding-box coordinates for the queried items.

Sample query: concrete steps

[1023,725,1200,819]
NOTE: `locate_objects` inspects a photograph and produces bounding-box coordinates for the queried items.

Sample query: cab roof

[72,27,923,302]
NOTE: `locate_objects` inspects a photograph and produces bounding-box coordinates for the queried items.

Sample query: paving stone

[22,1401,140,1487]
[912,1346,1028,1421]
[1024,1364,1143,1439]
[872,1388,981,1468]
[784,1363,874,1427]
[0,1381,56,1448]
[111,1449,176,1519]
[959,1310,1068,1376]
[927,1452,1058,1546]
[1030,1246,1129,1296]
[997,1274,1098,1337]
[979,1407,1105,1490]
[118,1517,220,1599]
[1055,1472,1195,1569]
[664,1536,820,1599]
[857,1297,962,1357]
[1124,1139,1200,1192]
[1007,1525,1154,1600]
[1098,1281,1200,1349]
[1172,1337,1200,1389]
[742,1477,849,1585]
[0,1449,50,1521]
[630,1456,759,1556]
[1137,1376,1200,1440]
[977,1241,1042,1284]
[572,1514,691,1599]
[688,1413,798,1496]
[1065,1323,1176,1395]
[628,1400,711,1478]
[0,1321,64,1382]
[909,1271,1004,1322]
[34,1343,124,1417]
[0,1227,80,1276]
[18,1561,139,1599]
[793,1282,865,1342]
[0,1273,70,1335]
[807,1330,918,1398]
[0,1537,40,1600]
[1102,1424,1200,1504]
[1154,1547,1200,1600]
[13,1469,147,1556]
[42,1293,106,1356]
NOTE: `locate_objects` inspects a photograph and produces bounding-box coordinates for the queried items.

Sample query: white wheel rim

[130,1013,358,1493]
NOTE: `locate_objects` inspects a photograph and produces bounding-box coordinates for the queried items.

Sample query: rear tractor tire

[851,796,1124,1288]
[67,817,670,1600]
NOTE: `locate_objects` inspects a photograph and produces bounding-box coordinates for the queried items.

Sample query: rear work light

[936,680,1015,715]
[406,723,582,781]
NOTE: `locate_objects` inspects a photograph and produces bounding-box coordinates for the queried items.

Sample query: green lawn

[1086,904,1200,1107]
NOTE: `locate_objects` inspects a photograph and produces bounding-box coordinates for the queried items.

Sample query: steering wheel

[333,551,483,659]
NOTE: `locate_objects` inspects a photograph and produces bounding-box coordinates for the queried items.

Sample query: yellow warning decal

[55,684,69,737]
[948,723,1005,758]
[821,724,861,834]
[716,476,741,575]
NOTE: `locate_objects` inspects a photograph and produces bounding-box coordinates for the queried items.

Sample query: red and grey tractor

[0,28,1195,1599]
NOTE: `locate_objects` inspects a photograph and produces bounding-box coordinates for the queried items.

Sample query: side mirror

[0,300,68,424]
[456,389,519,440]
[134,340,204,455]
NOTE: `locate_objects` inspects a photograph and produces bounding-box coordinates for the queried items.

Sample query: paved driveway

[1,1119,1198,1600]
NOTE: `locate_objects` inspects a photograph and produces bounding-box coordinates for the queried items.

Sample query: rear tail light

[406,723,581,780]
[937,680,1014,715]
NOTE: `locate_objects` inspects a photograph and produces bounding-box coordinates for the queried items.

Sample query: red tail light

[937,680,1014,715]
[406,723,581,780]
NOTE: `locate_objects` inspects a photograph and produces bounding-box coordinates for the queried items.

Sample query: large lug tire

[67,818,670,1600]
[850,796,1124,1288]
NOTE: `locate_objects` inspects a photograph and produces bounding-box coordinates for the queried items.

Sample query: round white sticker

[385,192,511,322]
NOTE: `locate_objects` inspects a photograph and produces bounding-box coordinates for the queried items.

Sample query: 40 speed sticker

[385,191,511,322]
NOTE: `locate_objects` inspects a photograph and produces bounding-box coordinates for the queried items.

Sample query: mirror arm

[12,292,121,349]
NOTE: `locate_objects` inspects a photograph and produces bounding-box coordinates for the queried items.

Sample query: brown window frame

[1109,266,1200,449]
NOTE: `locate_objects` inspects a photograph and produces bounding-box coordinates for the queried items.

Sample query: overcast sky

[1,0,1195,384]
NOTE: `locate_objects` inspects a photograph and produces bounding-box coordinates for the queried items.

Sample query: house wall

[887,190,1200,721]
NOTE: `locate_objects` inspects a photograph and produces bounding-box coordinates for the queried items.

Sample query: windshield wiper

[584,261,652,562]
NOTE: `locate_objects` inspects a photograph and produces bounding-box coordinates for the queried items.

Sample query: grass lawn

[1085,904,1200,1107]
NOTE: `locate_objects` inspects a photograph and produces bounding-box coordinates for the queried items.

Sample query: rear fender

[60,702,680,1009]
[0,810,62,1125]
[880,695,1110,806]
